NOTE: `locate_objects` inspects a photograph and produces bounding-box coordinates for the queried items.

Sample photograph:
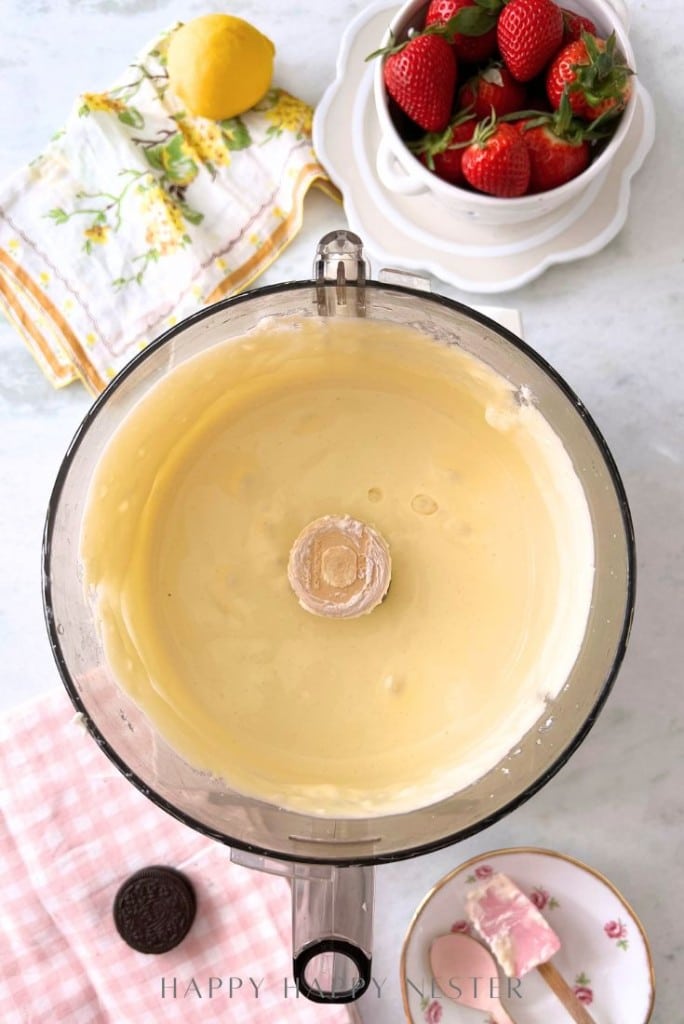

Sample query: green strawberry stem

[568,31,634,107]
[501,89,614,142]
[465,110,500,149]
[366,21,459,61]
[450,0,504,38]
[366,1,504,61]
[408,107,476,168]
[414,109,508,155]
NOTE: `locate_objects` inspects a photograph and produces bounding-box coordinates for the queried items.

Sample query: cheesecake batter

[80,317,595,816]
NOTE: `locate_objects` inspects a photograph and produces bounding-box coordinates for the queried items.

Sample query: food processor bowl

[43,231,635,1002]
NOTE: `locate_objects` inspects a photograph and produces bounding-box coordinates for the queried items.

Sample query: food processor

[43,230,635,1003]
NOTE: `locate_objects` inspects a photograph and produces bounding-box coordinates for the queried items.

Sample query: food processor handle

[291,864,374,1003]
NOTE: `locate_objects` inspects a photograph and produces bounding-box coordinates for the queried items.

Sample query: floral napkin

[0,26,338,393]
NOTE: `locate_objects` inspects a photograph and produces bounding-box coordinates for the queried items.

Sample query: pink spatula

[466,872,598,1024]
[430,932,518,1024]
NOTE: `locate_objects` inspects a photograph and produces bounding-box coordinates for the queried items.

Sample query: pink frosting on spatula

[465,872,561,977]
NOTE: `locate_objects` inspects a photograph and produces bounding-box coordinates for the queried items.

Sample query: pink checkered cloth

[0,690,359,1024]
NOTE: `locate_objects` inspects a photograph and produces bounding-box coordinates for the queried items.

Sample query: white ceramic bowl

[373,0,637,224]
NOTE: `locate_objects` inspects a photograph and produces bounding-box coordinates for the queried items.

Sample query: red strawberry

[519,123,590,191]
[461,116,531,196]
[546,32,633,119]
[425,0,501,64]
[497,0,564,82]
[410,112,478,185]
[514,93,592,191]
[459,63,527,119]
[561,8,597,44]
[381,33,458,132]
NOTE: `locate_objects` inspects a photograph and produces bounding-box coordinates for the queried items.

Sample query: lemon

[167,14,275,121]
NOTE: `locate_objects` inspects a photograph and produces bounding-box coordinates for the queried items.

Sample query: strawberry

[374,32,458,132]
[518,123,589,192]
[458,63,527,119]
[546,31,634,119]
[513,91,595,191]
[461,116,531,196]
[425,0,502,64]
[561,7,597,43]
[497,0,564,82]
[409,112,478,185]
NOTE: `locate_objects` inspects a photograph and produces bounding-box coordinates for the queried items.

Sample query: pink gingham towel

[0,690,358,1024]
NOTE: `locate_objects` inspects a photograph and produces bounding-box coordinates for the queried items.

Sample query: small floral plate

[400,847,654,1024]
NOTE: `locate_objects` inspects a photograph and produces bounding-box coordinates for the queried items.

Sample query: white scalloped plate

[313,1,655,294]
[401,848,655,1024]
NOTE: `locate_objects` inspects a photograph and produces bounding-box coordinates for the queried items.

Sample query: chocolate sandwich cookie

[113,865,197,954]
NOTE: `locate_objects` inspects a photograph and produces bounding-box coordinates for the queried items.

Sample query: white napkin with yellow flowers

[0,25,338,393]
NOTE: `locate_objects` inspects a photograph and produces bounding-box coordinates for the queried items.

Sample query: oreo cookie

[113,865,196,954]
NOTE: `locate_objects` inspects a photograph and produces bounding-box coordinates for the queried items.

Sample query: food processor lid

[42,230,635,867]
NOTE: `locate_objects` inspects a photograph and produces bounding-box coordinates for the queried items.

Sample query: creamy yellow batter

[80,317,594,816]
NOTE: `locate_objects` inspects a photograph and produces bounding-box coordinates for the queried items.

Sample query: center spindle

[287,514,392,619]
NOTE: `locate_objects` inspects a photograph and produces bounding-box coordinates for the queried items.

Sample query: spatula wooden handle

[536,961,599,1024]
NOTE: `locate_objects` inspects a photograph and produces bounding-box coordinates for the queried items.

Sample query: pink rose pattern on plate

[422,997,442,1023]
[528,885,560,911]
[574,972,593,1004]
[605,918,629,949]
[466,863,494,883]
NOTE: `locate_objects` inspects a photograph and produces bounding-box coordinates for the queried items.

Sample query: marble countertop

[1,1,681,1021]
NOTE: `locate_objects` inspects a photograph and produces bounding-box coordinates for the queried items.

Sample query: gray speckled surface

[1,1,682,1021]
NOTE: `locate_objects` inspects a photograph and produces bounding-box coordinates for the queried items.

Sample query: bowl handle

[603,0,631,29]
[292,864,374,1002]
[376,137,428,196]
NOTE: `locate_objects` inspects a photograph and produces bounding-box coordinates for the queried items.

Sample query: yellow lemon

[167,14,275,121]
